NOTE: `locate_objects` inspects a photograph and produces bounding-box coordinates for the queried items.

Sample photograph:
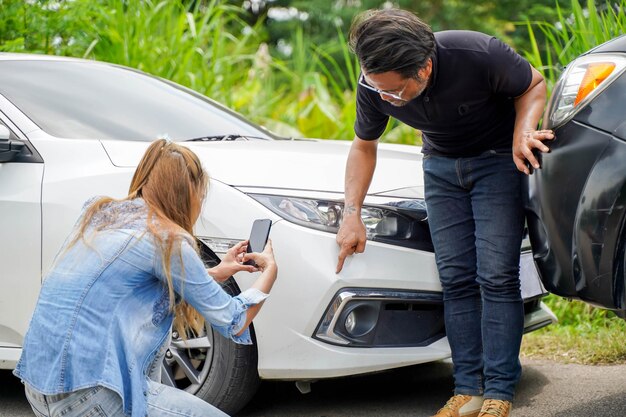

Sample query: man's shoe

[431,394,484,417]
[477,399,512,417]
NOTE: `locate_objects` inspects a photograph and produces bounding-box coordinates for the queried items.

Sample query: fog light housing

[314,288,444,347]
[340,303,379,338]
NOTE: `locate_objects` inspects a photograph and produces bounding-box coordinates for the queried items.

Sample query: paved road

[2,359,626,416]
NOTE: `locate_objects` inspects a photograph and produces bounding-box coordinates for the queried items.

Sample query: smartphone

[244,219,272,266]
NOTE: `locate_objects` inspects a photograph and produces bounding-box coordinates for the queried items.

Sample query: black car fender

[573,136,626,309]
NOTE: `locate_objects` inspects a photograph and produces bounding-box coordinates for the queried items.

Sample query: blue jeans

[24,380,229,417]
[423,151,525,402]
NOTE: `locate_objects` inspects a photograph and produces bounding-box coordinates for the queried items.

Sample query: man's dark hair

[349,9,435,78]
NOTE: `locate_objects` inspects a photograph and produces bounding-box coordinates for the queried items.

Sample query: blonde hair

[73,139,208,337]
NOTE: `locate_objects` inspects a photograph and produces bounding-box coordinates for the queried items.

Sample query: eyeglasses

[358,74,411,101]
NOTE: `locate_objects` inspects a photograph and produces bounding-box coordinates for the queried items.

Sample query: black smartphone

[244,219,272,266]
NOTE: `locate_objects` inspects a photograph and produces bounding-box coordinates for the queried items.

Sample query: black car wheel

[160,245,261,415]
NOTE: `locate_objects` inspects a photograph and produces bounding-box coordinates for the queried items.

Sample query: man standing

[335,9,554,417]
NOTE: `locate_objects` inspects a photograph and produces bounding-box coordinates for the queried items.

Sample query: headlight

[197,237,241,254]
[249,194,433,251]
[544,53,626,128]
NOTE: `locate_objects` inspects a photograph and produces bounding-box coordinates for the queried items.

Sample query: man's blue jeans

[423,151,525,402]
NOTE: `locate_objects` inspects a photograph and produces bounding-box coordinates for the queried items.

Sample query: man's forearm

[344,137,378,214]
[512,66,553,173]
[513,69,547,138]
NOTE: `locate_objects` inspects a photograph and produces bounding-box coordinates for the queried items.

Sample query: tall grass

[523,294,626,364]
[5,0,625,144]
[269,26,362,140]
[81,1,265,107]
[0,0,420,144]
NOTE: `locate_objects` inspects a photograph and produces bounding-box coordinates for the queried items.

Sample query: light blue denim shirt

[14,198,267,417]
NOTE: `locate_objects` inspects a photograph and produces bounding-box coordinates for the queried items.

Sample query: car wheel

[161,243,261,415]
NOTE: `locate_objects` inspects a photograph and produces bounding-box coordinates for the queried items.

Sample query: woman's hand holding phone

[208,238,278,282]
[208,240,257,282]
[243,240,277,274]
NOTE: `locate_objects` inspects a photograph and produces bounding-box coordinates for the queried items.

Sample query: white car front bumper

[229,219,554,380]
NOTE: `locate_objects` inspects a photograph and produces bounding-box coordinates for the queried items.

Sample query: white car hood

[100,139,424,198]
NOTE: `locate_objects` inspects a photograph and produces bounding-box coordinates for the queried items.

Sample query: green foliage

[0,0,363,140]
[523,295,626,364]
[0,0,96,55]
[240,0,573,54]
[0,0,622,145]
[5,0,579,145]
[94,0,271,111]
[544,294,626,328]
[223,0,578,145]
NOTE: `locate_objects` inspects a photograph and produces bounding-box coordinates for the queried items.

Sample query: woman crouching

[14,139,277,417]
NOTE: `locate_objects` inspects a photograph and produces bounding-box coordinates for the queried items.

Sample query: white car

[0,54,555,414]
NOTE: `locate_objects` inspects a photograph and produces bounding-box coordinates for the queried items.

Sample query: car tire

[191,278,260,415]
[161,243,261,415]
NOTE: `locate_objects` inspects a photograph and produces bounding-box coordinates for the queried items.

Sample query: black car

[526,34,626,317]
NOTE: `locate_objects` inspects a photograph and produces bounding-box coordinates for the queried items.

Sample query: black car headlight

[545,53,626,128]
[248,194,433,251]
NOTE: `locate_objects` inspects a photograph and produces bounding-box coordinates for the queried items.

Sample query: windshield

[0,60,276,141]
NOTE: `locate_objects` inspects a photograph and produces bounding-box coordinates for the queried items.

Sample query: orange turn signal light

[574,62,616,105]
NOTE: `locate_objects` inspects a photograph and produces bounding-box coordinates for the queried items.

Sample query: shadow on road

[238,361,456,417]
[514,362,551,409]
[0,369,31,414]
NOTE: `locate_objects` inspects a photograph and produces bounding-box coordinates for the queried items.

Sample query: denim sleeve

[155,239,268,345]
[219,288,269,344]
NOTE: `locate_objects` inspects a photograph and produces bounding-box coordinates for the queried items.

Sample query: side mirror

[0,125,25,163]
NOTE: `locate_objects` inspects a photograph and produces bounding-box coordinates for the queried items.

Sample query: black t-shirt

[354,30,532,156]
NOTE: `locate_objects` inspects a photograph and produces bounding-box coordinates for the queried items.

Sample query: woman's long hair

[73,139,208,337]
